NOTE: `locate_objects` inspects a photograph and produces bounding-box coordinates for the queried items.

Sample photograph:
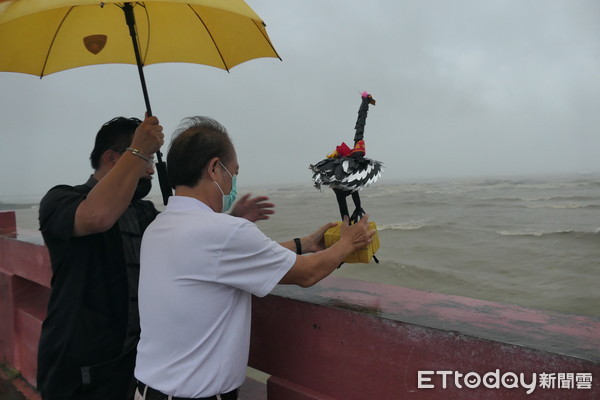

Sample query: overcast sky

[1,0,599,202]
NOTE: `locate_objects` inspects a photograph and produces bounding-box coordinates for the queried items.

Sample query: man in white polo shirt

[134,116,374,400]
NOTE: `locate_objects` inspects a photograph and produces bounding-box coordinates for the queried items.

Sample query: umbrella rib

[138,3,151,64]
[41,7,75,78]
[251,19,282,61]
[187,4,229,71]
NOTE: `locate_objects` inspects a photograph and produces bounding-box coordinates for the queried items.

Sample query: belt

[137,381,238,400]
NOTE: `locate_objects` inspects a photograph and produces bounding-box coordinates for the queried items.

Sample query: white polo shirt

[135,196,296,398]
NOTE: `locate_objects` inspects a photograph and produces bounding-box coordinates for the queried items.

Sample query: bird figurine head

[361,91,376,106]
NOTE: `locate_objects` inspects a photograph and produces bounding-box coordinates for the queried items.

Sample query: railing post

[0,211,17,238]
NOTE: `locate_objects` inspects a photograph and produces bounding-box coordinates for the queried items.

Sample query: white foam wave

[497,229,574,237]
[525,203,588,209]
[377,222,427,231]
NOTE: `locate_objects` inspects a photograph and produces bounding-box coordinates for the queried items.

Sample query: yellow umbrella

[0,0,281,203]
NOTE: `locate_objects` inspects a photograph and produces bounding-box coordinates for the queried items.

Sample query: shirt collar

[166,196,213,212]
[84,175,98,190]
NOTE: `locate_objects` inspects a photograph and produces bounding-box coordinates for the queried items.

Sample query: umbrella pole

[123,2,172,205]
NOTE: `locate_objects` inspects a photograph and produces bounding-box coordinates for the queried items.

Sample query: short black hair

[89,117,142,169]
[167,116,234,188]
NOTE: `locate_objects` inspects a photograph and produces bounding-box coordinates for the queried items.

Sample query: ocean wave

[377,222,429,231]
[502,195,599,202]
[524,203,595,210]
[472,198,600,210]
[469,178,588,192]
[578,181,600,188]
[469,193,600,209]
[401,200,450,207]
[583,204,600,210]
[474,179,528,187]
[497,229,572,237]
[474,197,524,203]
[471,179,564,189]
[496,229,598,238]
[546,195,600,202]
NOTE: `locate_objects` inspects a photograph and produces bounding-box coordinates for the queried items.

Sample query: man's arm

[279,222,337,254]
[279,216,375,288]
[73,116,163,236]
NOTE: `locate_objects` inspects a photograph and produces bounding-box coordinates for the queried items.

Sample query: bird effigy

[310,91,383,263]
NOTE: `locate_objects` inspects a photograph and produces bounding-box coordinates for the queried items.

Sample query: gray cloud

[1,0,599,201]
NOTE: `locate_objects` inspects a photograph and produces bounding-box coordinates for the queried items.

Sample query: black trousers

[136,381,238,400]
[41,350,136,400]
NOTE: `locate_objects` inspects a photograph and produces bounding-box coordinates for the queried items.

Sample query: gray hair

[172,116,228,139]
[167,116,235,188]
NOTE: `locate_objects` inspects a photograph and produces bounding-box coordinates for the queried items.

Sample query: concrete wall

[250,281,600,399]
[1,211,599,399]
[0,212,51,386]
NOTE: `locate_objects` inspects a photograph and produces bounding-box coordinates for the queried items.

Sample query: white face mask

[213,161,237,212]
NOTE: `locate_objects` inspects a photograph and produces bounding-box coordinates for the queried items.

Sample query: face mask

[132,178,152,202]
[213,161,237,212]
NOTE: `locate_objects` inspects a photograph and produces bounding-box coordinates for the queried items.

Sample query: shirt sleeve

[39,186,86,241]
[216,220,297,297]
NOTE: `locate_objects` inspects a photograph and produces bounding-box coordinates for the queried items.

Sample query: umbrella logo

[83,34,107,55]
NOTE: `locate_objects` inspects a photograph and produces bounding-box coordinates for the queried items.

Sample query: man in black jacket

[37,115,164,400]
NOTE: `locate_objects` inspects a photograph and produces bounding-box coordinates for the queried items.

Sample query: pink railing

[1,211,598,399]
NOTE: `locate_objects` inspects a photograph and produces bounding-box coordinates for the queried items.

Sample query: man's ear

[206,157,220,180]
[101,149,120,167]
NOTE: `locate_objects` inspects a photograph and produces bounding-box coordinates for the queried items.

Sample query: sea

[3,173,599,317]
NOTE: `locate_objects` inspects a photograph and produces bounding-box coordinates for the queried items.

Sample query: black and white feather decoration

[309,91,383,223]
[310,156,383,192]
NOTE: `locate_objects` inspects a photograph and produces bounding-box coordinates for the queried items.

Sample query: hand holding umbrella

[129,114,164,159]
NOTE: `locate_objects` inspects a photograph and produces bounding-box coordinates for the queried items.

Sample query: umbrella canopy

[0,0,281,204]
[0,0,280,76]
